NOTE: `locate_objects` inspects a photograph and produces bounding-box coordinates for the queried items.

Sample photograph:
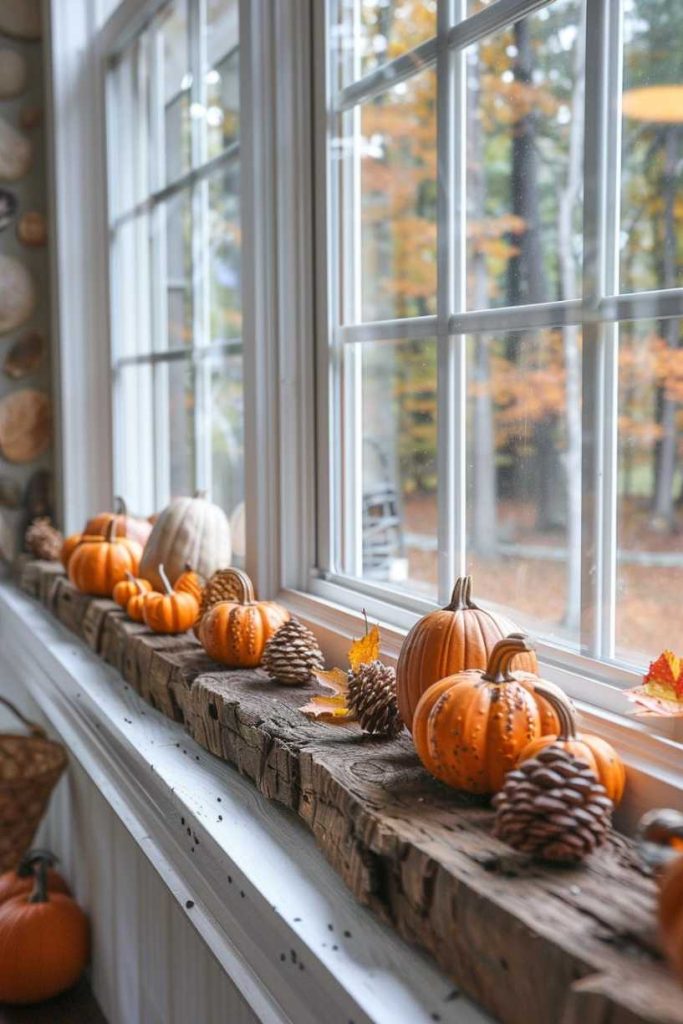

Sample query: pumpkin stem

[28,854,50,904]
[445,576,477,612]
[114,495,128,516]
[532,682,577,740]
[193,490,207,500]
[227,568,255,604]
[158,564,174,596]
[638,809,683,873]
[106,519,117,543]
[482,633,535,684]
[17,848,58,879]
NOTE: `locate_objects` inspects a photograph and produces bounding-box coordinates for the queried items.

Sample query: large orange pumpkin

[60,532,84,571]
[199,568,289,668]
[396,576,538,731]
[0,850,70,906]
[68,521,142,597]
[84,495,152,548]
[517,683,626,805]
[143,564,199,634]
[412,634,561,795]
[638,809,683,983]
[0,856,89,1004]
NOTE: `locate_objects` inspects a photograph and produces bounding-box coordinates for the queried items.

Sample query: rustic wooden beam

[15,561,683,1024]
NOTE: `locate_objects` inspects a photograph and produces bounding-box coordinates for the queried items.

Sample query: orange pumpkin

[0,855,89,1004]
[0,850,70,906]
[126,582,150,623]
[68,521,142,597]
[199,568,289,668]
[517,683,626,805]
[396,576,538,731]
[638,809,683,983]
[112,571,152,609]
[143,564,199,634]
[60,532,84,571]
[175,564,204,603]
[84,495,152,548]
[413,634,561,795]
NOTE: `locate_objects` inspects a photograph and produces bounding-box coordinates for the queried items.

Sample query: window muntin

[107,0,244,549]
[322,0,683,681]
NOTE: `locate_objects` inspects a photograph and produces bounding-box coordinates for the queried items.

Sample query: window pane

[616,319,683,665]
[208,350,245,535]
[159,0,191,184]
[158,359,196,499]
[621,1,683,293]
[335,69,437,323]
[332,0,436,90]
[340,339,438,599]
[465,0,584,310]
[109,34,150,217]
[163,190,193,349]
[466,326,582,649]
[111,214,152,359]
[205,0,240,158]
[115,364,155,515]
[208,166,241,341]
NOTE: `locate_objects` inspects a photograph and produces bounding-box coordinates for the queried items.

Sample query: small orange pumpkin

[68,521,142,597]
[413,634,561,795]
[143,564,199,634]
[175,564,204,603]
[0,850,70,906]
[517,684,626,805]
[638,809,683,983]
[126,580,150,623]
[84,495,152,548]
[60,532,84,571]
[396,576,538,731]
[199,568,289,668]
[0,855,89,1004]
[112,571,152,609]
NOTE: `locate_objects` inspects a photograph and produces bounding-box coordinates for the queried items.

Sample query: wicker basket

[0,695,67,872]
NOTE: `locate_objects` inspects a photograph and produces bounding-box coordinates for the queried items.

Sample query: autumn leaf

[643,650,683,700]
[348,622,381,674]
[300,668,356,722]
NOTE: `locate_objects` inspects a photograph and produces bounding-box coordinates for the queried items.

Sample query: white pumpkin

[139,494,232,590]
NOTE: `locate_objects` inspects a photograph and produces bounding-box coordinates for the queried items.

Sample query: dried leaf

[300,667,356,722]
[348,623,381,673]
[626,685,683,718]
[643,650,683,700]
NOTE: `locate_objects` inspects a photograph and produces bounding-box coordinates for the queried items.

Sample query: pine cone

[493,745,613,864]
[348,660,402,738]
[198,568,248,622]
[25,517,63,561]
[262,618,324,685]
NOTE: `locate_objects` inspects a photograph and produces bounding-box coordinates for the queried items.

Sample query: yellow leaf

[348,623,381,673]
[300,668,356,723]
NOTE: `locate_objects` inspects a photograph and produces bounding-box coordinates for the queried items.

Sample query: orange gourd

[175,564,204,603]
[60,532,90,571]
[84,495,152,548]
[0,850,70,906]
[126,581,150,623]
[199,568,289,668]
[638,809,683,983]
[517,684,626,805]
[143,564,199,634]
[0,854,89,1004]
[113,571,152,609]
[396,576,538,731]
[68,521,142,597]
[413,634,561,795]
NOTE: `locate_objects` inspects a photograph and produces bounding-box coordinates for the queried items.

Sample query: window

[106,0,244,553]
[318,0,683,684]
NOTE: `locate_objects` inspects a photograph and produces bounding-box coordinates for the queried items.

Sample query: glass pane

[164,191,193,348]
[616,319,683,666]
[465,0,584,310]
[111,213,152,359]
[332,0,436,90]
[342,339,438,599]
[115,364,155,516]
[335,69,437,323]
[208,350,245,541]
[159,0,191,184]
[466,326,582,649]
[205,0,240,158]
[158,359,195,499]
[109,34,150,217]
[620,1,683,293]
[208,166,241,341]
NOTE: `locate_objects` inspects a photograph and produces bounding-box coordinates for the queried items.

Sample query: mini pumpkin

[68,521,142,597]
[126,580,150,623]
[0,850,70,906]
[396,576,538,731]
[112,571,152,609]
[175,564,204,603]
[412,634,561,795]
[638,809,683,983]
[0,855,89,1004]
[517,683,626,805]
[198,568,289,668]
[143,564,199,634]
[84,495,152,548]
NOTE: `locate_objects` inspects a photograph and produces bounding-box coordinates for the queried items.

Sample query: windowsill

[279,583,683,833]
[0,581,492,1024]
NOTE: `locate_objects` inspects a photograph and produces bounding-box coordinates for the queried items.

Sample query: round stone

[0,188,17,231]
[0,116,31,181]
[0,49,27,98]
[17,211,46,247]
[0,255,37,334]
[0,388,51,463]
[0,0,42,40]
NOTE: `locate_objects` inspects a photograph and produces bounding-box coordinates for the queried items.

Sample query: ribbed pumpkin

[397,576,538,730]
[60,532,83,571]
[126,582,149,623]
[517,684,626,805]
[84,495,152,548]
[68,521,142,597]
[139,493,232,590]
[413,634,561,795]
[0,856,89,1004]
[143,564,199,634]
[638,809,683,983]
[112,571,152,609]
[0,851,70,906]
[175,564,204,603]
[199,568,289,668]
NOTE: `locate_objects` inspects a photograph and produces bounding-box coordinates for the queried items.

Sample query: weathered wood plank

[82,597,120,653]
